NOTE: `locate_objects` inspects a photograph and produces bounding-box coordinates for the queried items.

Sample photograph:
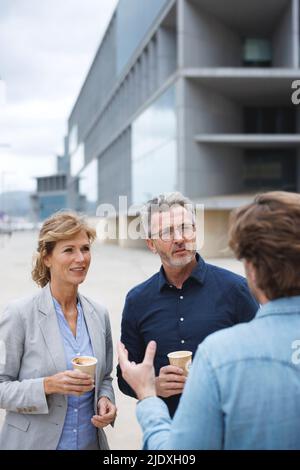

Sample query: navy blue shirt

[117,254,258,417]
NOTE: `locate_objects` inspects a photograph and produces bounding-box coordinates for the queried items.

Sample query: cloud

[0,0,117,192]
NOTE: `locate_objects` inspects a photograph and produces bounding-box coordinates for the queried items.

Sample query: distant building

[31,173,67,221]
[31,153,83,221]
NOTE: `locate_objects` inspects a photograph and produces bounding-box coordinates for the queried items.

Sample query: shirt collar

[52,296,81,317]
[158,253,207,291]
[256,295,300,319]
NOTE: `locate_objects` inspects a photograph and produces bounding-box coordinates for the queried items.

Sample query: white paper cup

[71,355,97,378]
[167,350,192,376]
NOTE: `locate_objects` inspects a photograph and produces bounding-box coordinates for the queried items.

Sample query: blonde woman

[0,212,116,450]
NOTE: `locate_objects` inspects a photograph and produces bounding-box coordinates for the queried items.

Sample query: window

[243,38,272,67]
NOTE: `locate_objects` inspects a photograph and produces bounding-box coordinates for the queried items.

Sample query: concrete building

[66,0,300,255]
[31,158,68,221]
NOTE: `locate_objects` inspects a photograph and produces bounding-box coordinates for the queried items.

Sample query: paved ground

[0,231,244,449]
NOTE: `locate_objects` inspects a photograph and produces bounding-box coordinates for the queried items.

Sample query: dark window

[244,149,297,192]
[244,107,296,134]
[243,38,272,67]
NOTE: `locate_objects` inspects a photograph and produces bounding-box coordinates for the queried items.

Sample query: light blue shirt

[53,297,99,450]
[137,296,300,449]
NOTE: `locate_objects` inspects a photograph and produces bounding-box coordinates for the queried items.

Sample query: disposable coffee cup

[71,355,97,378]
[167,350,192,376]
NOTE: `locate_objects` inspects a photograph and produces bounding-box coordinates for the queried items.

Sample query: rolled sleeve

[136,344,224,450]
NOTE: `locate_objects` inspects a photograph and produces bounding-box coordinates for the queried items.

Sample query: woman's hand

[44,370,95,396]
[91,396,117,428]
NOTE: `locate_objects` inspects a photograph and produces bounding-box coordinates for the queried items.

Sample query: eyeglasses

[151,223,196,241]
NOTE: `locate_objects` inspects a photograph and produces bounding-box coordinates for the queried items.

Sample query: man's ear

[146,239,157,254]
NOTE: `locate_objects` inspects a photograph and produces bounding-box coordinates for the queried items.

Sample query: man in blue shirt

[118,191,300,449]
[117,192,258,417]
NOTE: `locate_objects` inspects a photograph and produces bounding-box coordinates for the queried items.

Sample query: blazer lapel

[79,295,100,363]
[38,284,67,373]
[79,295,101,403]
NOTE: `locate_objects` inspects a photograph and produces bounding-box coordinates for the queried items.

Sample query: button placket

[178,292,185,345]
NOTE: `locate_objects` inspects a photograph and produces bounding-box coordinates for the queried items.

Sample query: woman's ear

[43,255,51,269]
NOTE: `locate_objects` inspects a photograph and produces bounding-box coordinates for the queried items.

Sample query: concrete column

[148,38,158,95]
[273,0,295,67]
[177,0,185,70]
[176,77,186,195]
[292,0,299,68]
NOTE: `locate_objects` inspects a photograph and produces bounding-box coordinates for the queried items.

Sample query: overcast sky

[0,0,118,193]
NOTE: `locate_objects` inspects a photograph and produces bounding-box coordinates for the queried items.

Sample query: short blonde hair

[32,211,96,287]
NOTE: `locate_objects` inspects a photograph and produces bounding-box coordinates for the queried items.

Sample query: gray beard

[166,250,195,268]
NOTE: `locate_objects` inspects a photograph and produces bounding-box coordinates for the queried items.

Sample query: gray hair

[140,192,195,238]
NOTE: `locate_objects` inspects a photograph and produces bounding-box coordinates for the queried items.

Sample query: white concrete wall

[184,141,244,198]
[180,0,242,67]
[97,129,132,207]
[176,77,244,198]
[182,79,243,135]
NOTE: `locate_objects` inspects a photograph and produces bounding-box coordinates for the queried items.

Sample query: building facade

[67,0,300,210]
[65,0,300,255]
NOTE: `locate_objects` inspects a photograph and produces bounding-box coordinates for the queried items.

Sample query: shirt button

[180,295,184,300]
[73,429,77,433]
[169,285,173,288]
[74,409,78,412]
[180,317,184,322]
[181,339,185,344]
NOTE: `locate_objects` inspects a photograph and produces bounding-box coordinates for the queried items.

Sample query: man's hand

[117,340,157,400]
[155,365,186,398]
[91,396,117,428]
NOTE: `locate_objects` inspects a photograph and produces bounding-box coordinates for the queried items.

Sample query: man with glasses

[117,192,258,417]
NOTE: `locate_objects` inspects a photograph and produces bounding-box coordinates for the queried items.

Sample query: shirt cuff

[137,395,156,405]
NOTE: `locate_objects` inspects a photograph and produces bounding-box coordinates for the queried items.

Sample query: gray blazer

[0,284,115,450]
